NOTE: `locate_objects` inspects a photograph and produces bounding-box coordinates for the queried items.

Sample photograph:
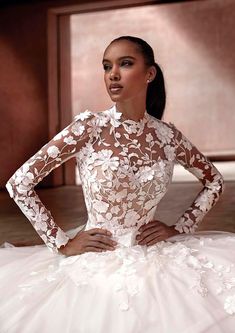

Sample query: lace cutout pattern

[6,105,224,252]
[6,111,95,252]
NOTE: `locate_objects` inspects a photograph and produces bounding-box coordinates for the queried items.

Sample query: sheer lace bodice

[6,105,224,253]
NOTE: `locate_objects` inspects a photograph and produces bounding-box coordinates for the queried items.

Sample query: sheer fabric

[6,105,224,251]
[1,105,234,333]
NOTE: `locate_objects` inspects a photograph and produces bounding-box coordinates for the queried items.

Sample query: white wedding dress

[1,105,235,332]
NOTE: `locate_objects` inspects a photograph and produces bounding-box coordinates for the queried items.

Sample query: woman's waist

[85,220,144,247]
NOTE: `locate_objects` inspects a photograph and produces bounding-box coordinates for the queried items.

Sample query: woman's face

[102,40,153,103]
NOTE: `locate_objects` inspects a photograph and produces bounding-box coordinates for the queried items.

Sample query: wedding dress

[1,104,235,332]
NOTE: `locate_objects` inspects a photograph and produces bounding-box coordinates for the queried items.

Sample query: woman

[1,36,235,332]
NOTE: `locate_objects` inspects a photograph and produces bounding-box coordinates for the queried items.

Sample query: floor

[1,181,235,246]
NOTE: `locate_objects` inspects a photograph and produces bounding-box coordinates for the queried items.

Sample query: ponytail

[146,63,166,120]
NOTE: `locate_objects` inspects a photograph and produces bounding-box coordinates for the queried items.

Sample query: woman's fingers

[86,240,116,251]
[87,228,112,236]
[138,221,162,233]
[82,229,117,251]
[146,236,165,246]
[62,228,117,256]
[137,226,162,243]
[84,246,104,253]
[138,230,161,245]
[87,229,117,248]
[136,221,171,245]
[92,234,116,246]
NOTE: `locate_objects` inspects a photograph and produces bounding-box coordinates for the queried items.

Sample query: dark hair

[109,36,166,120]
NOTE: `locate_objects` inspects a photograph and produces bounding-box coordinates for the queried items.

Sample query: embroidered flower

[224,295,235,315]
[155,123,174,145]
[146,133,153,143]
[95,113,109,127]
[93,200,109,213]
[47,146,60,158]
[53,129,69,141]
[124,210,140,227]
[127,193,137,201]
[82,142,95,156]
[108,107,121,128]
[164,145,175,161]
[13,166,34,190]
[111,206,121,214]
[137,166,154,182]
[74,110,91,121]
[195,191,214,211]
[123,122,138,134]
[34,219,48,232]
[30,205,49,231]
[71,123,85,136]
[108,189,128,203]
[182,138,193,150]
[95,149,119,171]
[152,161,166,178]
[175,217,194,233]
[64,136,76,145]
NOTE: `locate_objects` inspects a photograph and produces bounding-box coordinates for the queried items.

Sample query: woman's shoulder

[73,106,112,123]
[147,113,177,131]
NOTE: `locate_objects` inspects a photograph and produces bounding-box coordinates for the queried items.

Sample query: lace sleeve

[5,110,95,253]
[170,124,225,233]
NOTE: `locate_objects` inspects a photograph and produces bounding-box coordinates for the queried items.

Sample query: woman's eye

[103,64,111,71]
[121,60,133,67]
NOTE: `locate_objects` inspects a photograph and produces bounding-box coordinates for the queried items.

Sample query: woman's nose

[110,67,120,80]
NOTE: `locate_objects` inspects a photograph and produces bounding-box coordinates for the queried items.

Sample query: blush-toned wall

[0,0,107,188]
[71,0,235,156]
[0,4,49,188]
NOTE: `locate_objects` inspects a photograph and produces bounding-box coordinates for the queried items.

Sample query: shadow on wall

[0,4,49,188]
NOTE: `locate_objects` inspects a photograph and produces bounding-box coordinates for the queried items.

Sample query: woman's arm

[172,125,225,233]
[136,123,224,246]
[6,110,94,253]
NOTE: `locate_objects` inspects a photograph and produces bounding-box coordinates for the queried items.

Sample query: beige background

[71,0,235,155]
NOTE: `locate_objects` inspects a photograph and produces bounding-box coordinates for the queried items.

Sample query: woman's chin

[109,95,123,102]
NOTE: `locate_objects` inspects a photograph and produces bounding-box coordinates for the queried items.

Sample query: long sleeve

[170,124,225,233]
[6,110,95,253]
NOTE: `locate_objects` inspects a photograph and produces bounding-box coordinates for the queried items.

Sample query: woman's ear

[148,65,157,82]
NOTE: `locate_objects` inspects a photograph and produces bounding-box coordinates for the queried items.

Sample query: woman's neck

[115,100,146,121]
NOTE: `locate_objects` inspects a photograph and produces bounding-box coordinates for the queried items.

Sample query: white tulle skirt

[0,229,235,333]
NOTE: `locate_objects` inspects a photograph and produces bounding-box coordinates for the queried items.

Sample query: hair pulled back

[110,36,166,120]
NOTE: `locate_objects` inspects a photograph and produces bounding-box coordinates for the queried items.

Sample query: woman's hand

[136,220,180,246]
[59,228,117,256]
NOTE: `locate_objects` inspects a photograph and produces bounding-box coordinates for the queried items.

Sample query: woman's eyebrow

[102,56,136,63]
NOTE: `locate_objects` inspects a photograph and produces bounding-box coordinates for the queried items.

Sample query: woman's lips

[109,84,123,94]
[110,87,123,93]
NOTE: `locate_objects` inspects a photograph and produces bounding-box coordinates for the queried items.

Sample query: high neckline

[114,104,149,124]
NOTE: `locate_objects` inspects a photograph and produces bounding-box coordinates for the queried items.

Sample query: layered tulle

[1,230,235,333]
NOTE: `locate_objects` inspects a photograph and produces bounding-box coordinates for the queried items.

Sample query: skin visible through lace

[5,40,224,255]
